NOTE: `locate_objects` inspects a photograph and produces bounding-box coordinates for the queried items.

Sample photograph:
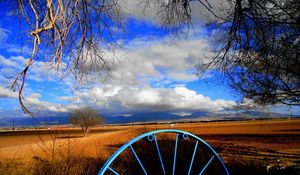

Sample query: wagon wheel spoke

[98,130,229,175]
[154,134,166,175]
[108,167,119,175]
[172,133,179,175]
[188,140,198,175]
[199,155,215,175]
[129,145,148,175]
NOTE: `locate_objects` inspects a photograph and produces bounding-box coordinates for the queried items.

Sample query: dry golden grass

[0,119,299,174]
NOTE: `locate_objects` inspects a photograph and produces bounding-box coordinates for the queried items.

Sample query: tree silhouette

[206,0,300,106]
[149,0,300,106]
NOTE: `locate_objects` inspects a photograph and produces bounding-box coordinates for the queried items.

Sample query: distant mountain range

[207,110,293,119]
[0,110,298,128]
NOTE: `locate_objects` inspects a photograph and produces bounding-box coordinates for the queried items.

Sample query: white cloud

[0,86,70,113]
[23,93,70,113]
[112,113,132,117]
[0,55,18,67]
[63,85,236,113]
[0,23,234,116]
[0,27,32,56]
[0,27,9,42]
[118,0,160,24]
[0,24,212,89]
[238,98,257,109]
[6,46,32,55]
[171,112,192,117]
[0,86,18,99]
[118,0,232,25]
[100,33,213,87]
[0,54,67,84]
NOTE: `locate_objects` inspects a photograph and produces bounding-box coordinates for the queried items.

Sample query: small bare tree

[69,107,104,136]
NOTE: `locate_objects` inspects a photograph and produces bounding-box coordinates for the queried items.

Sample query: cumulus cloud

[0,23,212,88]
[118,0,232,25]
[101,34,213,87]
[0,23,234,116]
[0,86,69,113]
[24,93,71,113]
[0,86,18,99]
[0,55,67,83]
[171,112,192,117]
[118,0,160,24]
[0,55,18,67]
[61,85,236,113]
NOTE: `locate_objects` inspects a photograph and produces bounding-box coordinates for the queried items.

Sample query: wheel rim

[98,129,230,175]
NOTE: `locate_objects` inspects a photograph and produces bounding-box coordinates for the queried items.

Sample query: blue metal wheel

[98,129,229,175]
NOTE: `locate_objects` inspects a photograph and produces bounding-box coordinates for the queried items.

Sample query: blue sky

[0,1,299,118]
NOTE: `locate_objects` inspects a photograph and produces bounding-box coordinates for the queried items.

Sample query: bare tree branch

[7,0,124,115]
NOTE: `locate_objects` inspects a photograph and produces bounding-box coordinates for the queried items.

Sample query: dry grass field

[0,118,300,174]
